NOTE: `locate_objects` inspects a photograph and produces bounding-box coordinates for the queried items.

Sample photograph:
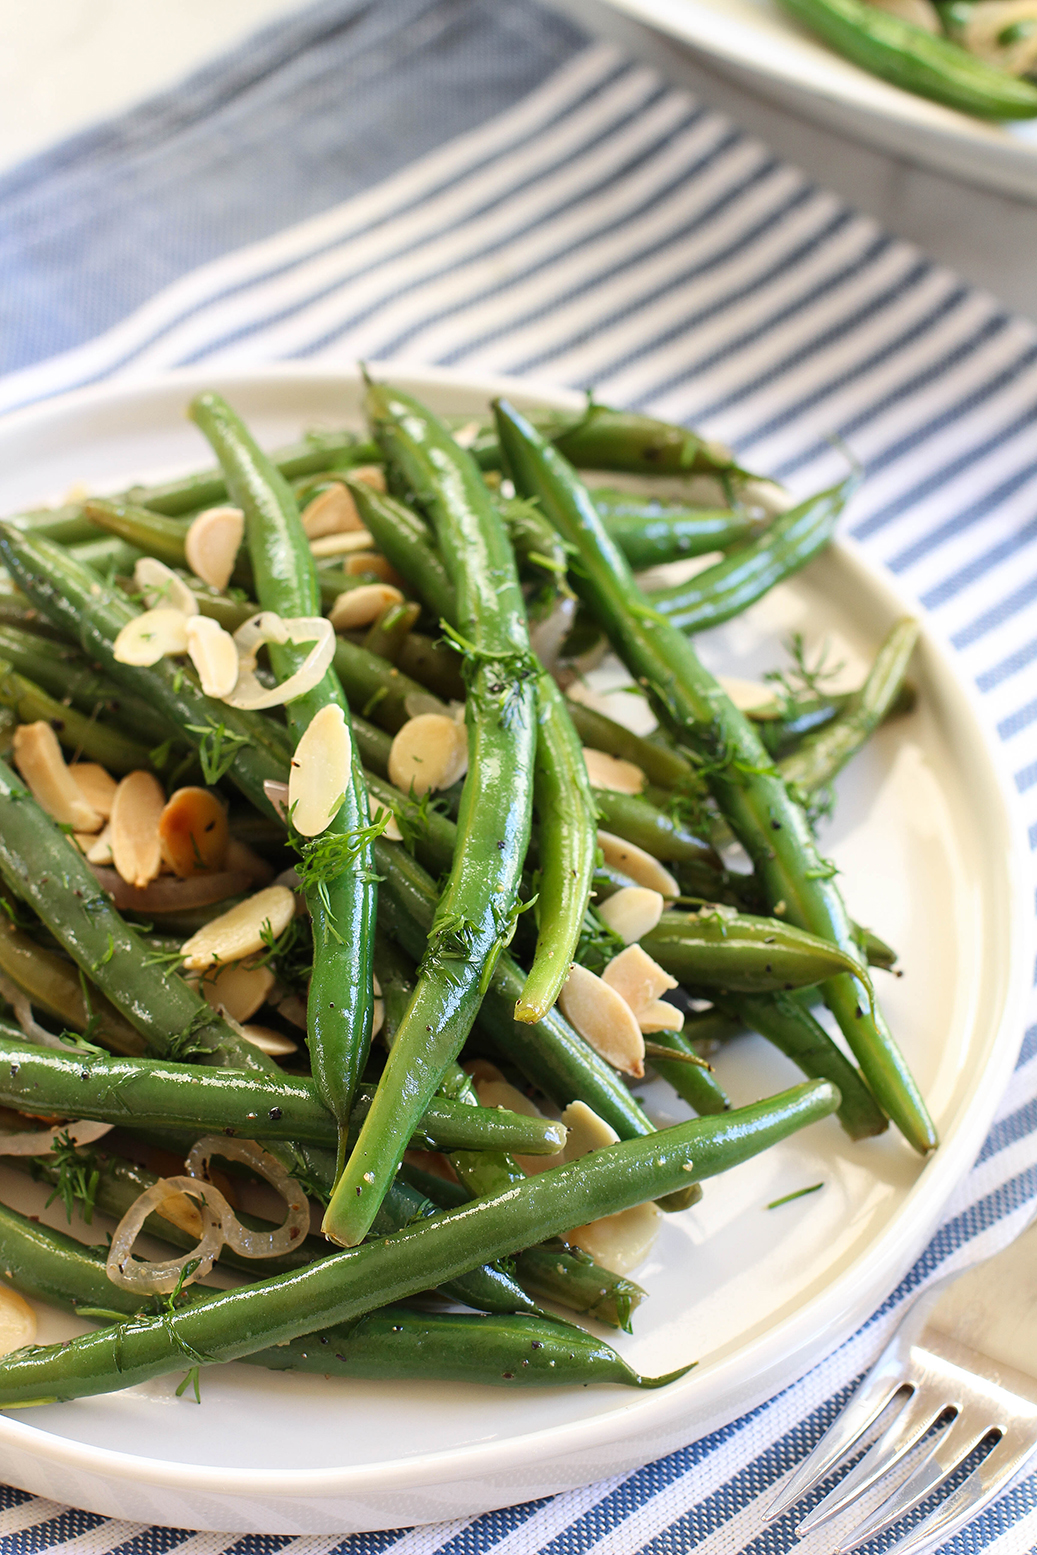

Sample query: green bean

[190,392,378,1177]
[0,528,292,816]
[0,925,144,1056]
[469,404,742,477]
[0,1028,565,1155]
[344,479,456,625]
[517,674,597,1023]
[641,1027,731,1115]
[494,399,935,1154]
[593,492,767,569]
[0,1079,837,1405]
[641,907,865,993]
[565,699,695,791]
[499,494,572,584]
[592,787,719,872]
[0,757,262,1069]
[83,499,195,570]
[365,770,457,879]
[8,506,100,547]
[714,991,886,1139]
[333,636,435,731]
[0,660,153,774]
[645,483,847,632]
[69,536,145,576]
[393,630,467,702]
[0,626,176,748]
[778,0,1037,116]
[126,429,377,517]
[363,601,421,662]
[325,384,537,1248]
[780,618,920,798]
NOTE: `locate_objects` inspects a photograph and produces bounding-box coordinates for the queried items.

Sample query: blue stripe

[952,569,1037,650]
[998,699,1037,742]
[0,1504,107,1552]
[977,636,1037,694]
[920,503,1037,609]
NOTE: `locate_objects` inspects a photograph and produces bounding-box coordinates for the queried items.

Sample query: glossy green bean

[0,926,144,1056]
[641,1027,731,1115]
[0,626,176,748]
[641,907,866,993]
[494,399,935,1155]
[565,699,695,790]
[593,492,767,569]
[470,404,741,477]
[0,659,153,773]
[127,430,376,517]
[344,479,456,624]
[0,1080,838,1405]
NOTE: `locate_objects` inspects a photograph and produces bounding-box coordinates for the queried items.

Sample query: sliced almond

[180,884,295,970]
[343,553,406,588]
[388,713,468,796]
[288,704,351,837]
[565,1203,661,1275]
[639,1000,685,1033]
[85,823,113,866]
[309,529,374,559]
[155,1190,204,1239]
[349,464,387,493]
[239,1024,299,1057]
[557,962,645,1078]
[112,607,189,667]
[109,769,166,889]
[184,506,244,591]
[559,1099,618,1161]
[402,691,449,720]
[70,762,118,820]
[200,959,275,1023]
[597,830,678,898]
[224,837,275,886]
[717,675,781,715]
[582,748,645,795]
[13,722,101,831]
[300,483,364,538]
[134,556,198,616]
[158,786,229,877]
[185,615,239,699]
[597,886,664,945]
[602,943,677,1017]
[328,583,404,633]
[371,974,385,1041]
[0,1284,36,1356]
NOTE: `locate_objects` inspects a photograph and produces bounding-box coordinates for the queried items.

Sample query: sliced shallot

[106,1175,229,1293]
[227,613,334,711]
[186,1135,310,1258]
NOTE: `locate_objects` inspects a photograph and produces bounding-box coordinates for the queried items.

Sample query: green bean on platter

[0,375,940,1419]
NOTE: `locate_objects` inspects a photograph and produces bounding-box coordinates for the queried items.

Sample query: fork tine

[846,1425,1037,1555]
[796,1385,951,1534]
[764,1347,908,1521]
[837,1407,1022,1553]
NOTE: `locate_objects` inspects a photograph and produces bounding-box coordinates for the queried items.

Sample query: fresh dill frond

[184,720,251,786]
[42,1133,102,1225]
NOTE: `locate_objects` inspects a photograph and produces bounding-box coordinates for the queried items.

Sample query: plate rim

[0,361,1029,1510]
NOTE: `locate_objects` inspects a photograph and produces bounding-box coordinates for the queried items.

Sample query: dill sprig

[42,1133,102,1225]
[294,812,391,931]
[184,720,251,786]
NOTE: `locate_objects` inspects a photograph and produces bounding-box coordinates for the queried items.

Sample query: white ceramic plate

[0,364,1028,1535]
[599,0,1037,201]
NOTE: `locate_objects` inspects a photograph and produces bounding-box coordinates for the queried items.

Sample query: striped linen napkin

[1,0,1037,1550]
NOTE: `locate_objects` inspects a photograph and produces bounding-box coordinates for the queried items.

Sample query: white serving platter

[0,363,1027,1534]
[598,0,1037,201]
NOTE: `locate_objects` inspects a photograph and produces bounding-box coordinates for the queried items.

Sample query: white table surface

[2,0,1034,332]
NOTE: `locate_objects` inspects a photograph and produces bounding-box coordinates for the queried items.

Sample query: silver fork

[765,1210,1037,1553]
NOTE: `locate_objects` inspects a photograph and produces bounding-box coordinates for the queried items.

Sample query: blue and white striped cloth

[2,0,1037,1549]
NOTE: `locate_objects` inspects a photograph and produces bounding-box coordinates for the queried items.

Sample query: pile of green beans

[0,380,932,1408]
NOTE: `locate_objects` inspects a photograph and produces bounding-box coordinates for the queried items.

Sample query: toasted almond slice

[0,1284,37,1356]
[184,506,244,591]
[185,615,239,699]
[110,769,165,889]
[309,529,374,558]
[639,1000,685,1033]
[239,1024,299,1057]
[288,704,351,837]
[200,959,276,1023]
[133,556,199,616]
[85,824,113,866]
[717,675,781,714]
[300,483,364,538]
[13,722,101,832]
[565,1203,661,1276]
[557,963,645,1078]
[581,748,645,795]
[601,943,678,1017]
[342,553,406,589]
[349,464,387,492]
[112,607,190,667]
[158,786,229,877]
[388,713,468,796]
[180,884,295,970]
[472,1067,556,1177]
[597,886,664,945]
[70,762,118,819]
[224,837,275,886]
[402,691,449,719]
[327,583,404,633]
[559,1099,618,1161]
[597,830,679,898]
[371,974,385,1041]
